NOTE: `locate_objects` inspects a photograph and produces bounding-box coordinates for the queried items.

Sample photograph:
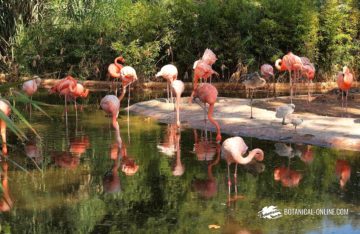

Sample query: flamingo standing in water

[189,49,219,103]
[0,99,11,155]
[100,66,137,130]
[50,75,77,122]
[260,64,276,98]
[194,83,222,143]
[275,52,303,103]
[108,56,125,95]
[68,83,89,119]
[221,137,264,165]
[337,66,353,113]
[300,57,315,102]
[156,64,178,103]
[22,76,41,97]
[242,72,266,119]
[0,162,13,212]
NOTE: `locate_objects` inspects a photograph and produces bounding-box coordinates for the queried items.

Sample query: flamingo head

[115,56,125,64]
[275,59,282,71]
[343,66,350,74]
[34,76,41,86]
[81,88,90,98]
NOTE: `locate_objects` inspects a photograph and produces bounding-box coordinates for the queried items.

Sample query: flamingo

[50,75,77,122]
[289,115,303,132]
[69,135,90,157]
[194,83,222,143]
[171,80,185,128]
[172,129,184,176]
[275,52,303,103]
[120,142,139,176]
[275,104,295,125]
[337,66,353,113]
[300,57,315,102]
[0,99,11,155]
[100,66,137,131]
[221,136,264,165]
[242,72,266,119]
[68,83,89,119]
[260,64,276,98]
[189,49,219,103]
[22,76,41,97]
[156,64,178,103]
[335,159,351,189]
[108,56,125,94]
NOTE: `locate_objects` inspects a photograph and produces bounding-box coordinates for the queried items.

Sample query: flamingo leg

[175,93,181,128]
[273,75,277,99]
[64,95,68,127]
[208,104,221,143]
[307,79,311,103]
[74,100,78,123]
[346,90,348,114]
[289,70,293,104]
[1,120,7,155]
[128,84,131,143]
[227,163,231,204]
[341,90,344,112]
[30,96,32,121]
[250,89,254,119]
[234,163,238,195]
[167,82,170,103]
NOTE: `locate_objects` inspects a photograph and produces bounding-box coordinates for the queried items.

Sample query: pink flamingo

[108,56,125,94]
[189,49,219,103]
[194,83,222,143]
[0,99,11,155]
[69,135,90,157]
[120,142,139,176]
[156,64,178,103]
[22,76,41,97]
[275,52,303,103]
[50,75,77,121]
[335,160,351,189]
[337,66,353,113]
[260,64,276,98]
[69,83,90,118]
[221,136,264,165]
[300,57,315,102]
[171,80,185,128]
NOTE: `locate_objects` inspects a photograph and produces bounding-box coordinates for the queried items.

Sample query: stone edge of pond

[128,97,360,152]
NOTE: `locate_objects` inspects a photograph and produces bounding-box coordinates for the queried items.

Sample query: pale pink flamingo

[108,56,125,94]
[22,76,41,97]
[171,80,185,128]
[275,52,303,103]
[156,64,178,103]
[221,136,264,165]
[300,57,315,102]
[242,72,266,119]
[335,159,351,189]
[0,99,11,155]
[189,49,219,103]
[194,83,222,143]
[260,64,276,98]
[337,66,353,113]
[221,136,264,204]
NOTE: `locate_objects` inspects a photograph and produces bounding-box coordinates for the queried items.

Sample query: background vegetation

[0,0,359,82]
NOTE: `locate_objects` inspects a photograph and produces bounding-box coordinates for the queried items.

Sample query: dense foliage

[0,0,359,81]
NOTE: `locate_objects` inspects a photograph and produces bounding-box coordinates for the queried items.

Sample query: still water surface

[0,102,359,233]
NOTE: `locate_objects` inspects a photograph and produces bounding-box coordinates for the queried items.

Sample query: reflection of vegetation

[0,111,359,233]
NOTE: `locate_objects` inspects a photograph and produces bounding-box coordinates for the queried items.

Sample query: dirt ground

[253,93,360,118]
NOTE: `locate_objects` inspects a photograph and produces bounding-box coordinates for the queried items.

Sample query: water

[0,101,359,233]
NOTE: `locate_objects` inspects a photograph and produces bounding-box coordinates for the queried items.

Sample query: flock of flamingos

[0,48,354,200]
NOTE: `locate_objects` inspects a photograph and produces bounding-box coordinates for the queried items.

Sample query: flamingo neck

[207,104,221,142]
[117,85,127,102]
[275,59,282,71]
[235,148,263,165]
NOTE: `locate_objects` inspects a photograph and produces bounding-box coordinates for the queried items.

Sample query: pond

[0,96,359,233]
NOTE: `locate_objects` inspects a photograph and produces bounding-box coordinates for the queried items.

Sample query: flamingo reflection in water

[193,129,217,162]
[157,124,178,156]
[192,144,221,199]
[171,127,184,177]
[0,161,13,212]
[335,160,351,189]
[273,143,303,187]
[103,142,122,194]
